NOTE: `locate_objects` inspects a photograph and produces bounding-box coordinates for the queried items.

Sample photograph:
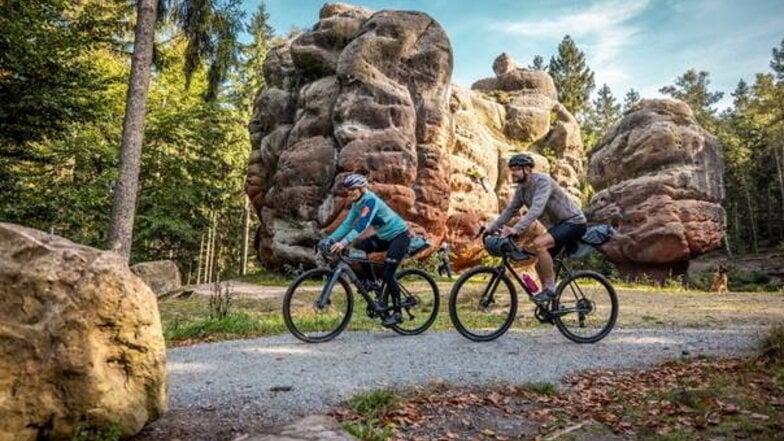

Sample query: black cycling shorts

[548,222,587,255]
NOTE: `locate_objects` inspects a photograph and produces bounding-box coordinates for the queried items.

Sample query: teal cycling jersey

[328,191,408,245]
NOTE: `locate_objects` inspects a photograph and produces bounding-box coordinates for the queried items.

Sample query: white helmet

[343,173,368,189]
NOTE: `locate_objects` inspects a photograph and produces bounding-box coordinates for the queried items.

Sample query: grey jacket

[489,172,586,234]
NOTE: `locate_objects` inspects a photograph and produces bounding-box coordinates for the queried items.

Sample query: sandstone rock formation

[446,53,584,269]
[245,4,585,271]
[0,223,167,441]
[131,260,181,296]
[247,4,455,269]
[587,99,725,278]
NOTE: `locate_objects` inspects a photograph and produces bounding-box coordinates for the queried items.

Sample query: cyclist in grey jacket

[486,153,587,304]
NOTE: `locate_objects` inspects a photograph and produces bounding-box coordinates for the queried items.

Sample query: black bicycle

[448,233,618,344]
[282,241,440,343]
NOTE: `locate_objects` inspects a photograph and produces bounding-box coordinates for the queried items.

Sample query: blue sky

[243,0,784,110]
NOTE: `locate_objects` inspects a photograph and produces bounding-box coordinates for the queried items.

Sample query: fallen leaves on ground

[331,357,784,441]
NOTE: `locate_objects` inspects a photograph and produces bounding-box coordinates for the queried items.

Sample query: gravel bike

[448,232,618,344]
[283,241,439,343]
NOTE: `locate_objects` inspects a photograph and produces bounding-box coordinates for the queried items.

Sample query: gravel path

[167,326,763,425]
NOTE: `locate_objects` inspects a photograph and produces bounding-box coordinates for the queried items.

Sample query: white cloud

[493,0,650,91]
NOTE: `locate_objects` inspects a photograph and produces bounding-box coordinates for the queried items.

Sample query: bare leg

[532,233,556,290]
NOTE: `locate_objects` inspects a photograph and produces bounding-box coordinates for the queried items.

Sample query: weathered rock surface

[245,4,588,271]
[0,223,167,441]
[587,99,725,278]
[131,260,181,296]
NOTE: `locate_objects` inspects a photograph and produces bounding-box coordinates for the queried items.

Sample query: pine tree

[529,55,545,70]
[770,38,784,82]
[583,84,621,151]
[659,69,723,129]
[547,35,595,117]
[622,88,641,113]
[109,0,246,259]
[230,2,274,115]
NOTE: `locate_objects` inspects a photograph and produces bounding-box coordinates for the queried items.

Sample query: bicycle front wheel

[391,268,440,335]
[448,266,517,342]
[282,268,353,343]
[552,270,618,343]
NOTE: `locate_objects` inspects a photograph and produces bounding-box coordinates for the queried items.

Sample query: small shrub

[346,390,399,420]
[758,324,784,364]
[523,381,558,395]
[208,281,232,319]
[71,423,121,441]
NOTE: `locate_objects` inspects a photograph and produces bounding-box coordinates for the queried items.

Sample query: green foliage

[758,324,784,364]
[344,390,398,441]
[529,55,545,70]
[0,0,131,147]
[347,390,400,420]
[523,381,558,395]
[71,423,121,441]
[1,1,272,280]
[622,88,641,114]
[659,69,724,130]
[583,83,621,151]
[548,35,596,117]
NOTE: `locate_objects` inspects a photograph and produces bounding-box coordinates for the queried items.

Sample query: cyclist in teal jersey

[327,174,411,326]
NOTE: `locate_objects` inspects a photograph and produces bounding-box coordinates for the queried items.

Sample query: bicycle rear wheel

[552,270,617,343]
[282,268,353,343]
[448,266,517,342]
[391,268,440,335]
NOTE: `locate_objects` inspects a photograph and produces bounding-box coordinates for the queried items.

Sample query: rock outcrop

[131,260,181,296]
[0,223,168,441]
[587,99,726,278]
[244,2,586,271]
[246,4,455,269]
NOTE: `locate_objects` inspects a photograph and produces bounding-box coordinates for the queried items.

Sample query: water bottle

[521,273,539,293]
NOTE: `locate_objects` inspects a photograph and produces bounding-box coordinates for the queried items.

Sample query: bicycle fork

[316,264,353,309]
[480,268,505,308]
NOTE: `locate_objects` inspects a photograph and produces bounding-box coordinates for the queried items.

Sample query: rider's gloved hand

[318,238,335,255]
[330,240,346,254]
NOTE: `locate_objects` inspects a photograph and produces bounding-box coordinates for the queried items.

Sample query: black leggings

[355,232,411,312]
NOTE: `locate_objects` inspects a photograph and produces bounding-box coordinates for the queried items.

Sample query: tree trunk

[775,146,784,230]
[743,178,759,253]
[107,0,159,260]
[241,199,250,275]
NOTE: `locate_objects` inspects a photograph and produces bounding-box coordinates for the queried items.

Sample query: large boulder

[587,99,726,279]
[446,53,584,270]
[130,260,181,296]
[245,5,586,271]
[247,3,454,269]
[0,223,167,441]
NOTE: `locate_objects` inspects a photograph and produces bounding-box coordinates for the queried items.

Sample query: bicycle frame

[492,251,575,297]
[316,253,387,311]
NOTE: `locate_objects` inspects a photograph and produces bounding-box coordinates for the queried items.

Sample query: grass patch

[759,323,784,363]
[342,390,400,441]
[158,276,784,345]
[234,269,291,286]
[523,381,558,395]
[71,423,121,441]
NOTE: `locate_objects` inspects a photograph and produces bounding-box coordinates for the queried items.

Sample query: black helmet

[508,153,535,168]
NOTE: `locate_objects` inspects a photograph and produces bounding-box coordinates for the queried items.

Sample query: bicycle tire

[391,268,440,335]
[551,270,618,343]
[282,268,354,343]
[448,266,517,342]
